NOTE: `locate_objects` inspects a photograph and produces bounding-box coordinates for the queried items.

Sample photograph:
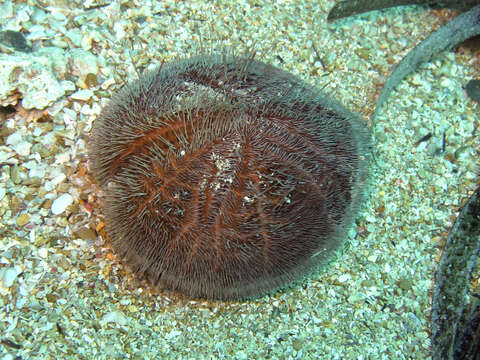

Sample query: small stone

[60,80,76,92]
[70,49,99,81]
[42,199,53,210]
[38,247,48,258]
[440,78,453,88]
[397,278,413,291]
[73,227,97,241]
[101,311,128,326]
[33,235,49,247]
[13,141,32,157]
[51,193,73,215]
[16,213,30,227]
[85,73,97,87]
[355,47,370,61]
[127,305,138,313]
[46,293,59,303]
[2,267,19,288]
[10,196,19,212]
[0,30,32,52]
[101,78,116,90]
[70,89,94,101]
[28,163,46,178]
[10,165,23,185]
[361,279,376,288]
[6,132,23,147]
[0,150,15,163]
[31,143,51,158]
[65,28,82,47]
[465,79,480,103]
[292,338,304,351]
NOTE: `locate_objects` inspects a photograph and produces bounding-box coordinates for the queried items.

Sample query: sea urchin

[88,53,371,300]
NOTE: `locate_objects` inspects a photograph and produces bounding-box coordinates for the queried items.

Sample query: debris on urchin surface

[88,54,371,300]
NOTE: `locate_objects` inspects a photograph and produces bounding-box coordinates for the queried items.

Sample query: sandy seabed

[0,1,478,359]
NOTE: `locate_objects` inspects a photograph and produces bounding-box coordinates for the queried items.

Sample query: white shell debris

[0,49,68,109]
[69,48,99,81]
[51,193,73,215]
[101,311,128,326]
[1,267,20,288]
[70,89,94,101]
[6,132,32,157]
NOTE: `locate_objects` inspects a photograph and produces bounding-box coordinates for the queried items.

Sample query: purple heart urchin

[88,53,371,300]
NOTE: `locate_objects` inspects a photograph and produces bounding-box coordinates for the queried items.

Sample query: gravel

[0,1,478,359]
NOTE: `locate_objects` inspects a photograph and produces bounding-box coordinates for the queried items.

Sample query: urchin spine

[88,54,371,300]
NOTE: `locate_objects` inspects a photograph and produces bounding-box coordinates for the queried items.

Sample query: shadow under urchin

[88,53,371,300]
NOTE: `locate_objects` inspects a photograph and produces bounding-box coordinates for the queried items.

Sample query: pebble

[101,311,128,326]
[10,165,24,185]
[0,1,476,359]
[70,48,99,81]
[6,132,23,146]
[292,338,304,351]
[13,141,32,157]
[0,30,32,52]
[465,79,480,103]
[70,89,94,101]
[2,267,19,288]
[51,193,73,215]
[0,150,16,164]
[6,132,32,157]
[338,273,351,283]
[16,213,30,227]
[45,173,67,191]
[27,163,46,179]
[60,80,76,92]
[38,247,48,259]
[73,227,97,241]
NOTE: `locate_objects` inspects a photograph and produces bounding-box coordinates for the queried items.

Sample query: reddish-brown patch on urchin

[88,54,371,300]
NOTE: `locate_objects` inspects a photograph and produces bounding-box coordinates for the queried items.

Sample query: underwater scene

[0,0,479,359]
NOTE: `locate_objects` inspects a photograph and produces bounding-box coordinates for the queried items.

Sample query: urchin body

[88,54,371,300]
